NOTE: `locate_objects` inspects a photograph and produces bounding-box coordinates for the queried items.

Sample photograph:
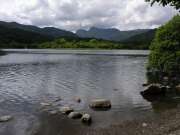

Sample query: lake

[0,50,179,135]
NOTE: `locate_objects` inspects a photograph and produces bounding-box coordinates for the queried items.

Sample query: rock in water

[68,112,82,119]
[74,97,81,103]
[140,84,166,96]
[0,115,13,122]
[60,107,74,115]
[49,110,58,115]
[81,114,91,123]
[89,99,111,109]
[40,102,51,107]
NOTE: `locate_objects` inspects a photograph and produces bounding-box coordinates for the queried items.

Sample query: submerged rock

[89,99,111,109]
[74,97,81,103]
[60,107,74,115]
[68,112,82,119]
[81,113,91,124]
[0,115,13,122]
[140,84,166,96]
[54,97,62,102]
[113,88,119,91]
[49,110,58,115]
[40,102,52,107]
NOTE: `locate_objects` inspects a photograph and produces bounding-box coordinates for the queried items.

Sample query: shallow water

[0,50,179,135]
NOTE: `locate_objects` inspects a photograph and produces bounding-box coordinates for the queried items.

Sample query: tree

[148,15,180,76]
[145,0,180,10]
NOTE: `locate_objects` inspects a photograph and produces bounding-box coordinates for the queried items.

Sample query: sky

[0,0,178,31]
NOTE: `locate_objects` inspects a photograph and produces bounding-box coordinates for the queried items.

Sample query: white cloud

[0,0,178,31]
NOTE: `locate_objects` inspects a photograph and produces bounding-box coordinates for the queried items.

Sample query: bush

[148,15,180,76]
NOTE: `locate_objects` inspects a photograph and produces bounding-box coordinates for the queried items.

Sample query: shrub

[148,15,180,76]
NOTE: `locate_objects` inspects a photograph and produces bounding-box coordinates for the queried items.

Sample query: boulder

[89,99,111,109]
[81,113,91,124]
[0,115,13,122]
[140,84,166,96]
[60,107,74,115]
[68,112,82,119]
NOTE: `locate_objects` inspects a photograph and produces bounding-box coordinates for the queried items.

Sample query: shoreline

[2,49,149,56]
[32,107,180,135]
[82,107,180,135]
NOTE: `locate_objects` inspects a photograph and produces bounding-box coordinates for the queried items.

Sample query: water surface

[0,50,179,135]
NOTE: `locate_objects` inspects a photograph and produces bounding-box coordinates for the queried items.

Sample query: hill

[76,27,152,42]
[0,21,77,48]
[0,21,77,38]
[121,29,156,49]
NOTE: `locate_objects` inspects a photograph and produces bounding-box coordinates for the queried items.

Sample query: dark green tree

[148,15,180,76]
[145,0,180,10]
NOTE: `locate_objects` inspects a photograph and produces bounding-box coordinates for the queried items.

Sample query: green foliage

[39,36,154,49]
[148,15,180,75]
[39,38,125,49]
[145,0,180,10]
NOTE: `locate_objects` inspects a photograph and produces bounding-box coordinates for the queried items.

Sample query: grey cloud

[0,0,178,31]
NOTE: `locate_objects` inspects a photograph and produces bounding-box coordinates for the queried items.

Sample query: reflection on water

[0,51,179,135]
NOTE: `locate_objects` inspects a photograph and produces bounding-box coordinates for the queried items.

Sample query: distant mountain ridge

[76,27,154,42]
[0,21,156,49]
[0,21,77,38]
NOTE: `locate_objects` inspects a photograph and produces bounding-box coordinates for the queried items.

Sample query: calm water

[0,50,179,135]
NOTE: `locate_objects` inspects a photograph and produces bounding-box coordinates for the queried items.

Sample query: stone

[142,123,148,127]
[142,83,149,87]
[176,84,180,92]
[113,89,119,91]
[60,107,74,115]
[0,115,13,122]
[40,102,51,107]
[54,98,62,102]
[140,84,166,96]
[68,112,82,119]
[81,113,91,123]
[89,99,111,109]
[49,110,58,115]
[74,97,81,103]
[163,76,169,81]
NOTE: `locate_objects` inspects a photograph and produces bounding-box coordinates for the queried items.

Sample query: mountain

[0,25,53,43]
[122,29,156,44]
[0,21,77,39]
[76,27,152,41]
[119,29,156,49]
[0,21,78,48]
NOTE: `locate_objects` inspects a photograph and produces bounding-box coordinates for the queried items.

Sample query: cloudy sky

[0,0,178,31]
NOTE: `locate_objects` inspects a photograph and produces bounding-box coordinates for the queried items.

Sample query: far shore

[1,49,149,56]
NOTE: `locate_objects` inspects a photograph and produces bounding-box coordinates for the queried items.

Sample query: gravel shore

[80,107,180,135]
[33,106,180,135]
